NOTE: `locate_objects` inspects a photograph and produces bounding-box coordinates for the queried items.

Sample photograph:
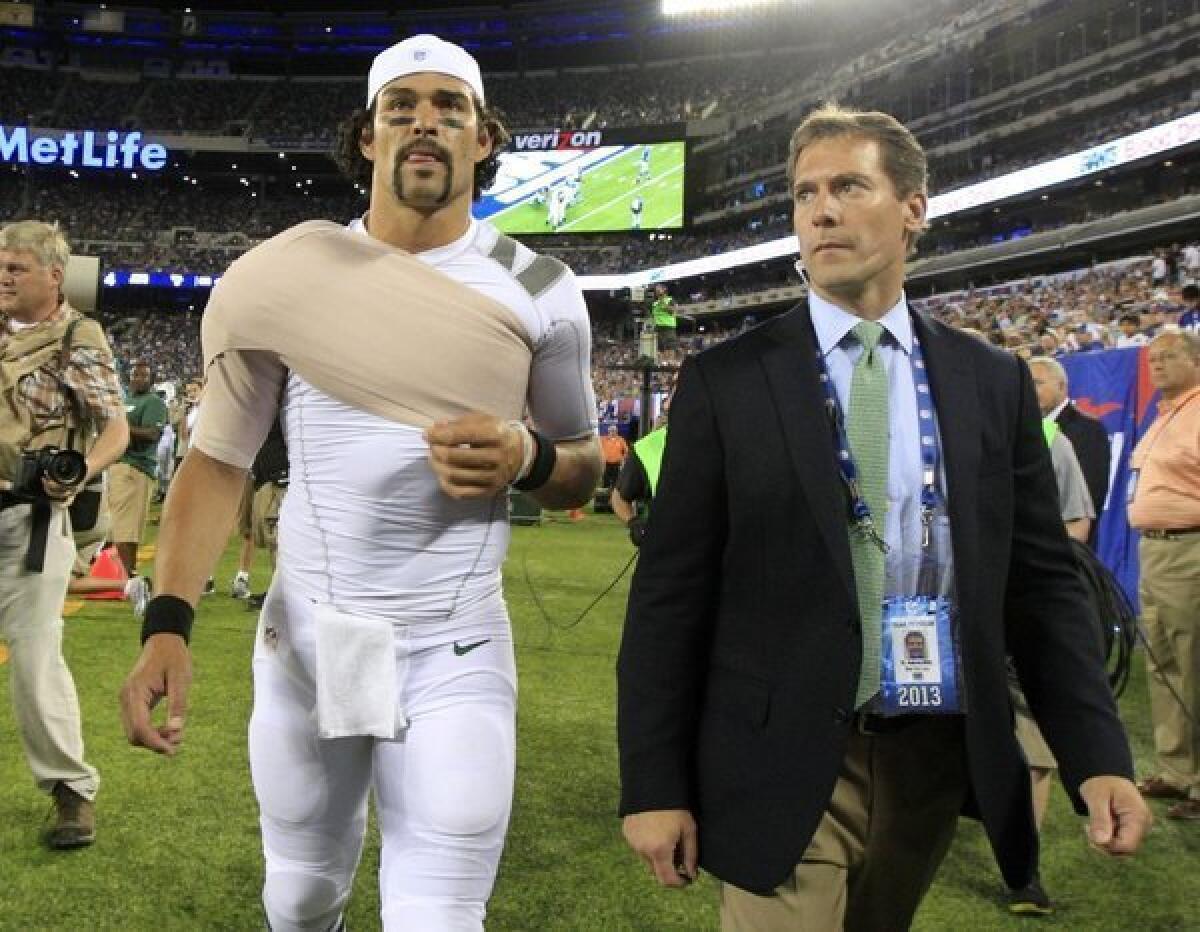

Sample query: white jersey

[548,186,570,227]
[272,217,595,634]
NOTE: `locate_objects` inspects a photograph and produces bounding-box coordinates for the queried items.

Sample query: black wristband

[140,595,195,645]
[513,429,557,492]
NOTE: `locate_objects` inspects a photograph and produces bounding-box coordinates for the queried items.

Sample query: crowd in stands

[1,56,790,140]
[0,0,1131,144]
[709,91,1197,220]
[589,251,1199,424]
[913,252,1199,356]
[96,308,204,384]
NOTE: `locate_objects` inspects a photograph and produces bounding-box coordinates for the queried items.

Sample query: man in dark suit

[616,105,1149,931]
[1030,356,1111,546]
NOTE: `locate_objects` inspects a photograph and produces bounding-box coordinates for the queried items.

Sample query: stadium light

[663,0,796,13]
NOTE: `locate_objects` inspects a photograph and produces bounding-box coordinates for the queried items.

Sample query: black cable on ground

[1070,540,1137,699]
[522,549,638,633]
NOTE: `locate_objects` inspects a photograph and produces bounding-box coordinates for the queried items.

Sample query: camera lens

[47,450,88,487]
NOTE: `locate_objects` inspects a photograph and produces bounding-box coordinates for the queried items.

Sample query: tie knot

[852,320,885,355]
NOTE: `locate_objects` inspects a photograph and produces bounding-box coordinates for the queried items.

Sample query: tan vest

[0,305,110,481]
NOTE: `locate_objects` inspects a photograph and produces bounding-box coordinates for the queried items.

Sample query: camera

[12,447,88,499]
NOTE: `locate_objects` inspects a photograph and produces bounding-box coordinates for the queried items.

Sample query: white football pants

[249,587,517,932]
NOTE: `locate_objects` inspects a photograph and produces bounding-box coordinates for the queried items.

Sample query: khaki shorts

[71,508,111,578]
[236,477,255,538]
[108,462,155,544]
[1010,680,1058,771]
[252,482,285,550]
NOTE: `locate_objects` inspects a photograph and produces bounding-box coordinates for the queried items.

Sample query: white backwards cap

[367,34,486,108]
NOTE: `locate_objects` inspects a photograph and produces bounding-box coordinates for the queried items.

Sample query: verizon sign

[510,129,604,151]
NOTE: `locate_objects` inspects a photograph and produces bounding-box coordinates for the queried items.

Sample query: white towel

[313,603,407,740]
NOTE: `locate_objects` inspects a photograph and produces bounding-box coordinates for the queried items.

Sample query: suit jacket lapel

[913,312,980,614]
[760,306,856,601]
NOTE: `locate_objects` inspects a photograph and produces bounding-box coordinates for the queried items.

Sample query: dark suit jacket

[616,305,1133,893]
[1055,402,1111,534]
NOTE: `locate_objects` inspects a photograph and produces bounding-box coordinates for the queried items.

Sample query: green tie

[847,320,889,708]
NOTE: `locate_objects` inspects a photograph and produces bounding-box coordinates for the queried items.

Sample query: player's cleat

[231,571,251,599]
[125,575,151,620]
[202,577,216,596]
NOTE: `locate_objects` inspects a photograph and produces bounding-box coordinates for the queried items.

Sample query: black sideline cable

[1070,540,1137,700]
[522,550,639,633]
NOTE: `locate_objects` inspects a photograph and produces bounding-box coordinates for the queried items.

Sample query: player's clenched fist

[425,412,524,499]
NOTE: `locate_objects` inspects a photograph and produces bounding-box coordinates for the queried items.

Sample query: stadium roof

[66,1,637,12]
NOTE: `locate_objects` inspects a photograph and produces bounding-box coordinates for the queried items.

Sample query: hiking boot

[1007,874,1053,916]
[1166,799,1200,820]
[1137,776,1187,800]
[46,783,95,850]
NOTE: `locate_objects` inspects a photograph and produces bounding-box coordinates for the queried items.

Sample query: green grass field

[491,142,686,235]
[0,510,1197,930]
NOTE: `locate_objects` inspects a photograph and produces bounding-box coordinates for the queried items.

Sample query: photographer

[0,221,128,849]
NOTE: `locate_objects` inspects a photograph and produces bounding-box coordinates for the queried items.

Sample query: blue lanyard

[813,323,942,552]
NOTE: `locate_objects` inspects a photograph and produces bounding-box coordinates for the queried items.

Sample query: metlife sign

[0,125,169,171]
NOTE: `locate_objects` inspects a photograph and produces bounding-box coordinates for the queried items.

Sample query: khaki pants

[0,503,99,800]
[252,482,286,550]
[1010,680,1057,771]
[108,462,154,544]
[236,476,255,538]
[1140,534,1200,800]
[720,717,966,932]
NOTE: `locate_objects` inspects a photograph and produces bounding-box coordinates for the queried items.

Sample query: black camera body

[11,447,88,500]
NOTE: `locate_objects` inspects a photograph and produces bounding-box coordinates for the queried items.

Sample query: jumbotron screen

[475,133,685,234]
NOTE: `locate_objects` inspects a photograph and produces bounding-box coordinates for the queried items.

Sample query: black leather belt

[1142,527,1200,540]
[855,711,923,735]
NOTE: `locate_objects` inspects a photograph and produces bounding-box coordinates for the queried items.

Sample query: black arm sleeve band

[513,429,558,492]
[140,595,196,645]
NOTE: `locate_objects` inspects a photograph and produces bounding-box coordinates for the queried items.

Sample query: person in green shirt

[649,284,677,350]
[109,361,168,578]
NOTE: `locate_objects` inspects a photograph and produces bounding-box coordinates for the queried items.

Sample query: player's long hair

[333,99,510,201]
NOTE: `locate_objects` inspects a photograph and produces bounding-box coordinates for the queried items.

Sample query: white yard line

[560,162,685,232]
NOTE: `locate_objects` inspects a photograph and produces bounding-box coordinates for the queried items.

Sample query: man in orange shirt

[600,424,629,489]
[1128,330,1200,821]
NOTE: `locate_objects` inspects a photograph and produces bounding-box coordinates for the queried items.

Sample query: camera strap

[52,317,89,451]
[25,498,51,573]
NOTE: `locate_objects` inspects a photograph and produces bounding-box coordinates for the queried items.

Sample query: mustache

[396,140,451,164]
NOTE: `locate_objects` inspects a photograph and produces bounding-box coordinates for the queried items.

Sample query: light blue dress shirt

[808,290,950,594]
